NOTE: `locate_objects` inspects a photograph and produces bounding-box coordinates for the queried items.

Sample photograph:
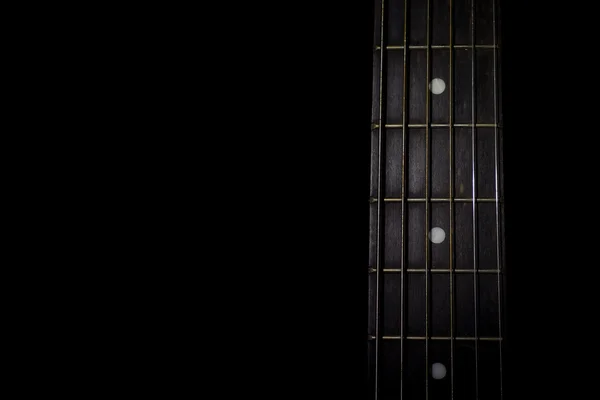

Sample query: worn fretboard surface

[367,0,505,399]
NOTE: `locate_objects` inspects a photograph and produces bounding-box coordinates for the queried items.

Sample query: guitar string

[400,0,409,398]
[425,1,431,399]
[470,1,480,398]
[492,0,504,398]
[448,1,456,399]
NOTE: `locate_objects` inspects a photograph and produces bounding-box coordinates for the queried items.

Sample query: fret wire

[400,0,409,398]
[375,44,498,50]
[374,123,500,129]
[493,0,504,398]
[471,1,480,398]
[374,1,386,399]
[449,1,455,398]
[370,198,500,203]
[425,1,431,399]
[368,268,501,274]
[370,336,503,341]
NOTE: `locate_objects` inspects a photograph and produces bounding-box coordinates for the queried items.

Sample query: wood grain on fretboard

[368,0,505,399]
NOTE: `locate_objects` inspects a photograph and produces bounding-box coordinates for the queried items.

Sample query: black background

[11,0,597,396]
[90,0,596,396]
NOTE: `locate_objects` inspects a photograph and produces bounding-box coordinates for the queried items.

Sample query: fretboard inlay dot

[432,362,447,380]
[429,227,446,244]
[429,78,446,95]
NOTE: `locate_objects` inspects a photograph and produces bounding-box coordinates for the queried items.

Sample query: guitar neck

[368,0,505,399]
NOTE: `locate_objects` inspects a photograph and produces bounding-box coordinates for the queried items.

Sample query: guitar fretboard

[368,0,505,399]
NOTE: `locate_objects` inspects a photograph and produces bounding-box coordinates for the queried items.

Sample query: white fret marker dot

[429,78,446,94]
[432,363,447,379]
[429,227,446,244]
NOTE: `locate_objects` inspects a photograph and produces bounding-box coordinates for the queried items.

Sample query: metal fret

[370,197,501,203]
[373,123,500,129]
[370,336,503,341]
[369,268,501,274]
[376,44,498,50]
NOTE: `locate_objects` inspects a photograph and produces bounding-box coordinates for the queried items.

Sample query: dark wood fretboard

[367,0,505,399]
